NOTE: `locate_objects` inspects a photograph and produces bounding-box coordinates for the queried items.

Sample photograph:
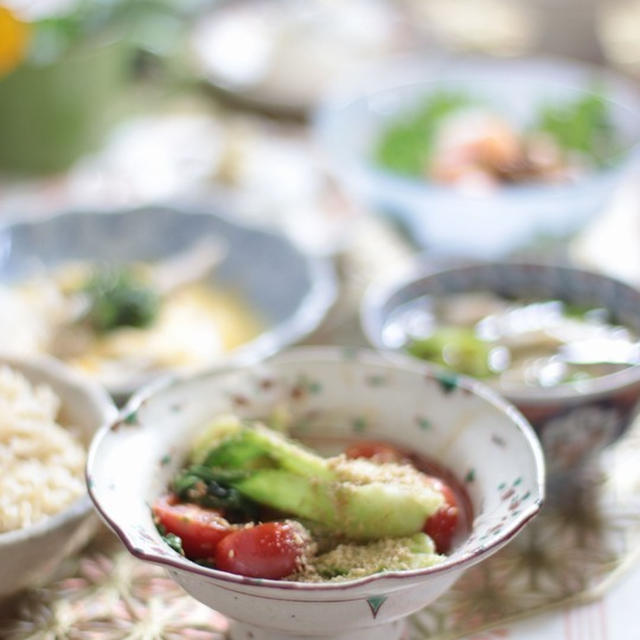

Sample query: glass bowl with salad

[87,347,544,640]
[314,56,640,258]
[362,261,640,477]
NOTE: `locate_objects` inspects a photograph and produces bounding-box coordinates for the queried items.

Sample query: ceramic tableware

[0,205,336,398]
[363,261,640,478]
[0,354,116,599]
[87,347,544,640]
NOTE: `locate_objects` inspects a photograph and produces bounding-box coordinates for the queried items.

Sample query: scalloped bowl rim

[87,346,545,592]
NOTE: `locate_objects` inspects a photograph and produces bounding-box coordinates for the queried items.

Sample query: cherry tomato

[153,495,233,559]
[215,521,309,579]
[423,478,460,554]
[344,440,405,464]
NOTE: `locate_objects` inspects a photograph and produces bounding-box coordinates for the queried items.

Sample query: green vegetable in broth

[403,293,636,389]
[407,327,494,378]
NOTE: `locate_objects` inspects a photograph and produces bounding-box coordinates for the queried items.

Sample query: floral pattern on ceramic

[362,261,640,477]
[87,347,544,640]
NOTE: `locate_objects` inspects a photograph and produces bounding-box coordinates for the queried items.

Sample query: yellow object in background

[0,6,29,77]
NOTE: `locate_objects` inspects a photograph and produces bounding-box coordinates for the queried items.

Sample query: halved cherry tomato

[344,440,406,464]
[215,521,309,579]
[152,495,233,559]
[423,478,459,554]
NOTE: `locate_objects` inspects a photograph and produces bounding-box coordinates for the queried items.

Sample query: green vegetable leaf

[189,422,444,541]
[374,91,473,176]
[162,532,184,555]
[171,465,258,521]
[407,327,493,378]
[155,521,185,555]
[534,91,617,166]
[83,266,160,333]
[202,436,273,469]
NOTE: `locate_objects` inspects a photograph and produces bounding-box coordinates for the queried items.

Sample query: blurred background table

[2,0,640,637]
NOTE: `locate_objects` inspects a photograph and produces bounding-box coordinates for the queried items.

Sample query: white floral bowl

[0,354,116,600]
[87,347,544,640]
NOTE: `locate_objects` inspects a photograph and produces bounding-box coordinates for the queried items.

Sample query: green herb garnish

[374,91,473,176]
[534,91,617,167]
[171,465,259,521]
[83,266,160,333]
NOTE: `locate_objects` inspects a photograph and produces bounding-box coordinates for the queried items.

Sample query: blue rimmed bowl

[0,205,336,398]
[87,347,544,640]
[314,55,640,258]
[362,261,640,478]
